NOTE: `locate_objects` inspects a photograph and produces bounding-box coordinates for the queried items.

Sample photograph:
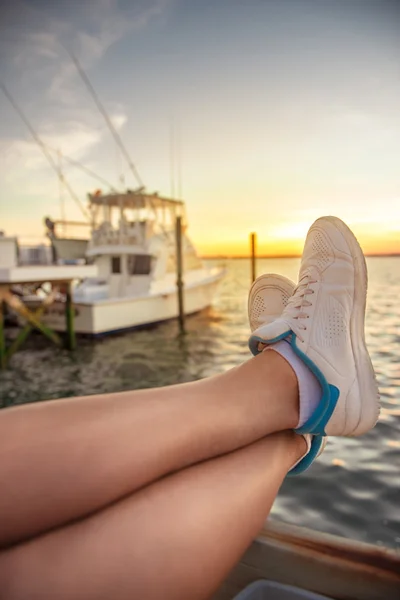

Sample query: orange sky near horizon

[196,225,400,258]
[8,212,400,259]
[198,236,400,258]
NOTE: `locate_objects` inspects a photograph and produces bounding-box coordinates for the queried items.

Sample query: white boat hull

[33,272,223,335]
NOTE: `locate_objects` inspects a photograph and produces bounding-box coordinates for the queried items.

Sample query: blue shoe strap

[248,330,339,436]
[248,330,291,356]
[290,334,339,436]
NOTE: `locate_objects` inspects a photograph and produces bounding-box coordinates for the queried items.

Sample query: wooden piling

[176,216,185,333]
[250,232,257,283]
[65,281,76,350]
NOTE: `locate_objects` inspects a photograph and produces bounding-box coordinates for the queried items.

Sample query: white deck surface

[0,264,98,284]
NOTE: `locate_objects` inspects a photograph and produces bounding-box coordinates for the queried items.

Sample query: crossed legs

[1,432,304,599]
[0,351,302,599]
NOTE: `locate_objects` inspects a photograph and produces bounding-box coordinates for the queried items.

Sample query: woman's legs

[0,431,305,600]
[0,350,298,548]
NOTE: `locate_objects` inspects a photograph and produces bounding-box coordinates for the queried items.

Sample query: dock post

[176,216,185,334]
[250,232,257,283]
[0,300,5,370]
[65,281,76,351]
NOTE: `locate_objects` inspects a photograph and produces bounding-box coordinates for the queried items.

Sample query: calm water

[1,257,399,550]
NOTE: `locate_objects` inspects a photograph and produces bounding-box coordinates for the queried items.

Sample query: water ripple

[0,257,399,549]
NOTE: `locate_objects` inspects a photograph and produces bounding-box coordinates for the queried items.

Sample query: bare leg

[0,432,305,600]
[0,351,298,547]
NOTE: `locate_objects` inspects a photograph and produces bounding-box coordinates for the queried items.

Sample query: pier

[0,264,97,369]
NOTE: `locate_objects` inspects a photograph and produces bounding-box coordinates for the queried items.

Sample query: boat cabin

[75,190,203,301]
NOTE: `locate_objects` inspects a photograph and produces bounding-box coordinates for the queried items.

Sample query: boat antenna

[176,119,182,202]
[58,149,66,230]
[0,82,90,221]
[70,53,144,189]
[170,118,176,200]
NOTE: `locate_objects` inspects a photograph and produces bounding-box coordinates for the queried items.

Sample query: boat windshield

[127,254,152,276]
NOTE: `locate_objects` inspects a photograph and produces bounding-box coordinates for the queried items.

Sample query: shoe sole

[321,216,380,435]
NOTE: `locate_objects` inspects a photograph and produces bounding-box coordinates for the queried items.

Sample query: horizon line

[200,252,400,259]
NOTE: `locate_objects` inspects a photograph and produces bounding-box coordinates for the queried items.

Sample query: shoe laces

[283,272,317,340]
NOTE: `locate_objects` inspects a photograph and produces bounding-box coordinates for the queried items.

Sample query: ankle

[257,350,299,429]
[276,431,308,470]
[212,351,300,438]
[266,341,321,428]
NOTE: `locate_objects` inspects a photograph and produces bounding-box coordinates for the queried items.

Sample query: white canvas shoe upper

[249,217,380,437]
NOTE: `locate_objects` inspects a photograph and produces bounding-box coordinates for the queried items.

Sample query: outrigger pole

[0,82,90,222]
[70,54,144,189]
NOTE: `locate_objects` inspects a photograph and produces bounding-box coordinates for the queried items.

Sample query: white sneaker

[248,273,295,332]
[249,217,380,437]
[248,273,326,474]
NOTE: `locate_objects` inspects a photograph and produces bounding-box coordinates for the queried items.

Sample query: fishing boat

[3,58,224,337]
[214,520,400,600]
[24,189,224,335]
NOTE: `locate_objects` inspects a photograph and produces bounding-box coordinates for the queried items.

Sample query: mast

[58,149,66,233]
[170,118,175,200]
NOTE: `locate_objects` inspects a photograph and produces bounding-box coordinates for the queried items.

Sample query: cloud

[0,0,168,196]
[110,112,128,130]
[1,0,169,112]
[1,0,169,106]
[0,109,129,178]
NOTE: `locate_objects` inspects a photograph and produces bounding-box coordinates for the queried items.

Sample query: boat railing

[91,226,144,247]
[214,520,400,600]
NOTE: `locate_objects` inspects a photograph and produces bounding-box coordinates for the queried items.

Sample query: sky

[0,0,400,256]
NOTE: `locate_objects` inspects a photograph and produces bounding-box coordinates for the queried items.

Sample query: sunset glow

[1,1,399,257]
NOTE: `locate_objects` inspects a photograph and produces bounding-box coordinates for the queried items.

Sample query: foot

[248,273,326,474]
[249,217,380,437]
